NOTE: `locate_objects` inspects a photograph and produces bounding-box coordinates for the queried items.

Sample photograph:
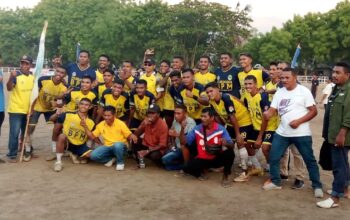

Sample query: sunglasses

[144,62,153,66]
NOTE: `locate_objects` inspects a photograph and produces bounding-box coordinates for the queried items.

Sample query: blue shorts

[67,143,90,157]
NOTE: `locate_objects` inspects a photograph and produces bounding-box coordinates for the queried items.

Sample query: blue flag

[291,44,301,68]
[76,42,81,63]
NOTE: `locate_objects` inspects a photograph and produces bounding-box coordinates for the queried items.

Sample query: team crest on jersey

[228,75,232,80]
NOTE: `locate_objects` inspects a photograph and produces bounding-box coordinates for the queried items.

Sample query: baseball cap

[20,55,33,64]
[147,104,161,113]
[144,58,155,65]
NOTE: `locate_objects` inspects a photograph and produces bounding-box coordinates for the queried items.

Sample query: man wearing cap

[140,58,163,100]
[6,55,35,162]
[133,104,168,168]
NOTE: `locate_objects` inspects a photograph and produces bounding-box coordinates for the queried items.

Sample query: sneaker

[314,188,324,198]
[23,151,32,162]
[316,198,339,208]
[247,168,265,176]
[234,172,249,182]
[69,152,80,164]
[291,179,304,189]
[280,174,289,180]
[262,179,282,190]
[104,158,116,167]
[45,153,56,161]
[116,164,125,171]
[54,161,63,172]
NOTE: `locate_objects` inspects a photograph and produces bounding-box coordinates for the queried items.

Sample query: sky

[0,0,344,33]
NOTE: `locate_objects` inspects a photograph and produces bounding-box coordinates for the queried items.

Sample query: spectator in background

[320,76,335,109]
[311,73,319,99]
[0,65,4,137]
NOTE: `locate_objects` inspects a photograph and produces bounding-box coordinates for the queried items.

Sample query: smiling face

[159,62,170,74]
[244,79,257,94]
[78,100,91,113]
[219,54,232,69]
[80,78,92,92]
[112,83,123,97]
[98,56,110,69]
[199,57,210,71]
[205,86,220,100]
[239,55,252,69]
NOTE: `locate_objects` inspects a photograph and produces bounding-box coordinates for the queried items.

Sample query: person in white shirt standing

[319,76,335,109]
[262,67,323,198]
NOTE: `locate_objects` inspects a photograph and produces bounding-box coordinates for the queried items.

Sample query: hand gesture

[80,116,87,128]
[10,70,17,79]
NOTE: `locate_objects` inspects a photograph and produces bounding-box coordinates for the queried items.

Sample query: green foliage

[0,0,252,67]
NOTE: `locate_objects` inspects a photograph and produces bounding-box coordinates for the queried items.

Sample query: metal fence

[297,76,329,84]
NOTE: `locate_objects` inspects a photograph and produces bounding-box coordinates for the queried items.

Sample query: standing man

[262,67,323,198]
[6,56,34,162]
[214,52,241,99]
[158,60,174,128]
[0,66,4,136]
[65,50,96,88]
[95,54,111,83]
[194,55,216,86]
[317,62,350,208]
[140,58,163,99]
[311,73,319,99]
[265,62,282,101]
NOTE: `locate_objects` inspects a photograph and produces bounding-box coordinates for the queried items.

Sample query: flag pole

[20,21,48,162]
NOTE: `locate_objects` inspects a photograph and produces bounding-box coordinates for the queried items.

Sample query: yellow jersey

[92,118,132,146]
[95,69,104,83]
[34,76,67,112]
[161,77,174,111]
[100,89,129,119]
[64,88,98,112]
[130,91,155,121]
[123,75,136,93]
[238,69,269,99]
[7,71,34,114]
[243,92,278,131]
[265,80,278,102]
[140,72,162,97]
[96,83,112,100]
[210,93,252,127]
[179,83,207,120]
[194,72,216,86]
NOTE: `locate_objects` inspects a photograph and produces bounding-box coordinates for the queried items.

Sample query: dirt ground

[0,79,349,220]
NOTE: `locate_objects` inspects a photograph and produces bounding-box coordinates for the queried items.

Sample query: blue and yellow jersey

[95,69,104,83]
[214,66,241,99]
[100,89,129,119]
[179,83,207,120]
[140,72,162,97]
[157,76,174,111]
[129,91,155,121]
[58,112,95,145]
[66,63,96,87]
[243,92,278,131]
[238,69,269,99]
[265,80,278,102]
[95,83,112,100]
[7,71,34,114]
[33,76,67,112]
[194,72,216,86]
[64,88,98,112]
[210,93,251,128]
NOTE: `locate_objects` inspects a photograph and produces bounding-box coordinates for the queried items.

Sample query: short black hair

[79,50,90,58]
[56,65,67,73]
[99,54,110,61]
[204,81,219,90]
[123,60,134,67]
[103,69,114,75]
[335,62,350,73]
[169,70,181,78]
[239,52,253,59]
[200,55,212,64]
[103,105,116,114]
[269,61,278,67]
[277,61,291,68]
[113,78,125,86]
[282,67,297,76]
[173,56,184,62]
[136,79,147,86]
[80,97,92,104]
[202,107,215,117]
[82,75,93,82]
[175,104,187,112]
[245,75,257,83]
[220,52,232,58]
[182,68,194,75]
[160,59,171,67]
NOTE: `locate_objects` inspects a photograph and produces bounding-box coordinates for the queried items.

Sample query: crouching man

[182,107,235,187]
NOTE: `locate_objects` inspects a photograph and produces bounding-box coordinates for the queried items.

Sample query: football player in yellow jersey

[179,68,209,124]
[95,54,111,83]
[194,55,216,86]
[243,75,279,176]
[118,60,136,93]
[52,98,95,171]
[204,82,252,175]
[237,53,269,99]
[265,62,281,101]
[96,69,114,100]
[6,55,34,162]
[140,58,163,100]
[23,66,67,162]
[129,79,155,130]
[97,78,129,123]
[158,60,175,127]
[64,75,98,114]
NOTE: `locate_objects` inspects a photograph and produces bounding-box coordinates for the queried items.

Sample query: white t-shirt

[322,83,335,105]
[271,84,315,137]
